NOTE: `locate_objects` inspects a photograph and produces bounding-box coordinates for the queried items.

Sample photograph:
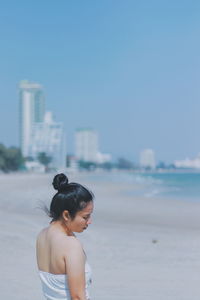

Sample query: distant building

[140,149,156,169]
[174,153,200,169]
[25,161,45,173]
[75,128,112,164]
[75,128,98,162]
[96,152,112,164]
[29,112,66,170]
[19,80,45,157]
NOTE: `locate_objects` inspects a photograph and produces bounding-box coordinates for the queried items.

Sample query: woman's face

[68,201,94,233]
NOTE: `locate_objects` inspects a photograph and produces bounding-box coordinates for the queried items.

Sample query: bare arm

[64,238,87,300]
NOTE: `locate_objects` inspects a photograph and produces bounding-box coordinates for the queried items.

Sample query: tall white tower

[19,80,45,157]
[140,149,156,169]
[75,128,98,162]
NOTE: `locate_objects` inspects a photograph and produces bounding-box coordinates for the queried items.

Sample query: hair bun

[52,173,69,192]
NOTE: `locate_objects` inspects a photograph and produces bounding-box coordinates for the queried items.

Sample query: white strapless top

[39,261,92,300]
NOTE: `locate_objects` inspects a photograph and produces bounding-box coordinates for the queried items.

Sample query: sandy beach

[0,171,200,300]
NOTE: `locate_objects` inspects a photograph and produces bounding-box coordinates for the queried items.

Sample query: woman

[36,173,94,300]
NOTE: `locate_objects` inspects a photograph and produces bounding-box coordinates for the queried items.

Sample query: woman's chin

[74,228,85,233]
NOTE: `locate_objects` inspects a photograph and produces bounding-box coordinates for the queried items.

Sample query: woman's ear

[62,210,70,221]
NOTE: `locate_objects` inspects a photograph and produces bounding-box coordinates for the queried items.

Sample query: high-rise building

[29,112,66,170]
[19,80,45,157]
[75,128,98,162]
[140,149,156,169]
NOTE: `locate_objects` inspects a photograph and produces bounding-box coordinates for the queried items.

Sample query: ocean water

[131,172,200,201]
[86,171,200,202]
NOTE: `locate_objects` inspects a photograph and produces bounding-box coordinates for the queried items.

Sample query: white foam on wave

[144,188,161,198]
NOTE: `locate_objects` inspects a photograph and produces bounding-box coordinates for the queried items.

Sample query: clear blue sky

[0,0,200,163]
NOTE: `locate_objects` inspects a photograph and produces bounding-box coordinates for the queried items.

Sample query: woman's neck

[50,220,75,236]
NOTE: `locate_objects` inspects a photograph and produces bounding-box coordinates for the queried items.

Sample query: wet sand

[0,172,200,300]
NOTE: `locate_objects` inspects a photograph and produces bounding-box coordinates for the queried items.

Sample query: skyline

[0,1,200,163]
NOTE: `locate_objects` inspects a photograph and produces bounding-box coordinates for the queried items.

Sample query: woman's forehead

[80,201,94,214]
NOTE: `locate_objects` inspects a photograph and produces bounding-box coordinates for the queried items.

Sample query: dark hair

[48,173,94,221]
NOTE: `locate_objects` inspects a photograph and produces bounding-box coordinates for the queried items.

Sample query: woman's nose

[87,217,92,225]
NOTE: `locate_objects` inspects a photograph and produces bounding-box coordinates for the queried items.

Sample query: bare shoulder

[62,236,83,252]
[36,227,48,242]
